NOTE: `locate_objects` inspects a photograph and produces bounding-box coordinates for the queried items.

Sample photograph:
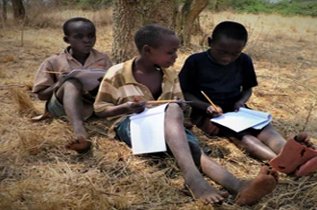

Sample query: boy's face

[64,21,96,55]
[209,36,245,65]
[147,34,180,68]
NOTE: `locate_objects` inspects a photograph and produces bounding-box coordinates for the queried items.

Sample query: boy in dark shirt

[179,21,286,161]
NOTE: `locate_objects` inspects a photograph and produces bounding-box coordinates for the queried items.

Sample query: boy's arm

[94,101,145,118]
[236,54,257,111]
[183,92,209,111]
[179,60,222,116]
[184,92,222,116]
[33,60,61,100]
[94,77,145,118]
[179,58,207,110]
[234,88,252,111]
[36,82,60,100]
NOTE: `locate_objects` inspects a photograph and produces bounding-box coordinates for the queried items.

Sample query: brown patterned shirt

[94,58,183,135]
[32,47,112,94]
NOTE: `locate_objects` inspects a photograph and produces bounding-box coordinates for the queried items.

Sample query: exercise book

[130,104,168,155]
[211,108,272,132]
[63,69,106,91]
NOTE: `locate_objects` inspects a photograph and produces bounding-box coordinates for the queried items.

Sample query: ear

[63,36,69,43]
[142,45,152,55]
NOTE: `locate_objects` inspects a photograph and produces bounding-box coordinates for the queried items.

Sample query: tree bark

[111,0,209,62]
[1,0,7,21]
[112,0,177,63]
[177,0,208,46]
[112,0,141,64]
[140,0,177,30]
[11,0,25,21]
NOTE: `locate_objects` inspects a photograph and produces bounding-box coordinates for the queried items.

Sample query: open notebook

[211,108,272,132]
[130,104,168,155]
[62,69,106,91]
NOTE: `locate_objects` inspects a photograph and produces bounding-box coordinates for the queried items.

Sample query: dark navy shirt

[179,51,258,114]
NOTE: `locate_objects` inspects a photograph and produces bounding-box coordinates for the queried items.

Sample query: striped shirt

[94,58,183,135]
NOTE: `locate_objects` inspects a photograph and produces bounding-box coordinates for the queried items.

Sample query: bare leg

[235,165,278,206]
[197,117,220,136]
[165,104,278,204]
[200,153,278,206]
[230,135,277,161]
[55,79,92,153]
[165,103,225,204]
[195,118,285,160]
[200,153,243,194]
[257,124,286,154]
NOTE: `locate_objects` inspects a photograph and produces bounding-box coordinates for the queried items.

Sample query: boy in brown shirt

[32,17,112,153]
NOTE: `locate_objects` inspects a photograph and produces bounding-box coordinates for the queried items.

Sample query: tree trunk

[112,0,177,63]
[1,0,7,21]
[111,0,209,62]
[177,0,208,46]
[112,0,141,64]
[11,0,25,21]
[140,0,177,30]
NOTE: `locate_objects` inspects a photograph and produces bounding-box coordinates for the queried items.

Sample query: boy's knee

[55,78,83,100]
[166,103,183,119]
[63,78,83,90]
[196,117,219,136]
[241,135,254,145]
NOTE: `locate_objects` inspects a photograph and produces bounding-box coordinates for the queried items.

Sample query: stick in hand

[146,100,192,105]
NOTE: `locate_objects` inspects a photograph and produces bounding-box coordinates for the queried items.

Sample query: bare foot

[269,132,317,175]
[66,136,91,153]
[186,178,228,204]
[235,166,278,206]
[294,133,317,176]
[294,132,315,149]
[296,156,317,176]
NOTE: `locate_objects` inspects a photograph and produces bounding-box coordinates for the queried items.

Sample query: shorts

[115,117,202,166]
[46,82,95,120]
[219,124,266,139]
[46,91,65,117]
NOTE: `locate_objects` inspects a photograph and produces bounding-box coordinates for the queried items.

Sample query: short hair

[63,17,95,36]
[134,24,176,52]
[211,21,248,43]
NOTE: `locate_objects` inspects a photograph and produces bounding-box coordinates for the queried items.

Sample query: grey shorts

[46,85,94,120]
[46,91,65,117]
[115,117,202,166]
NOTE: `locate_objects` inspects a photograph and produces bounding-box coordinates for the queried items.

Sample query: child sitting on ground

[179,21,287,161]
[94,24,278,205]
[32,17,112,153]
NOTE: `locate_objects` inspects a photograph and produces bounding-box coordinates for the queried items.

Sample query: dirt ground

[0,10,317,210]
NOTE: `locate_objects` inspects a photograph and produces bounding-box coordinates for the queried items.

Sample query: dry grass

[0,9,317,210]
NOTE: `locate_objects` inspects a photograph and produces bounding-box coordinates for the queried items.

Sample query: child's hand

[175,98,187,110]
[54,73,69,90]
[206,105,223,117]
[234,101,245,111]
[125,101,146,114]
